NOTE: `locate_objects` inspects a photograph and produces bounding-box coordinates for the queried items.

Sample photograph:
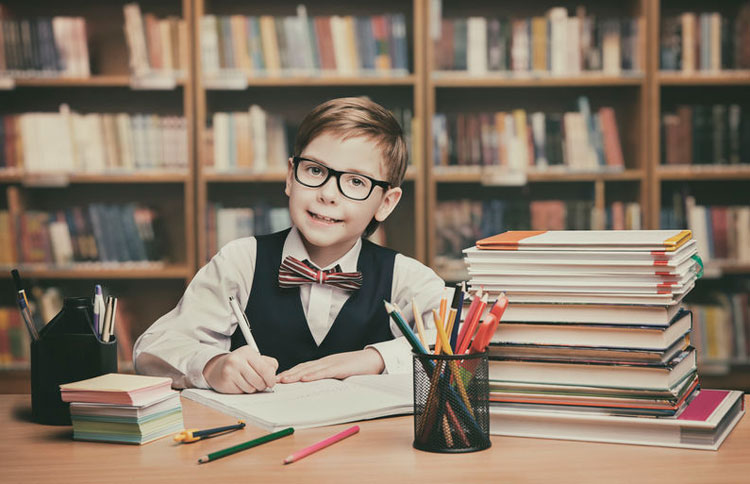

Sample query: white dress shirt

[133,227,444,389]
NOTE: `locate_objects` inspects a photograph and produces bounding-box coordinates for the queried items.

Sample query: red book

[599,107,624,168]
[315,17,335,71]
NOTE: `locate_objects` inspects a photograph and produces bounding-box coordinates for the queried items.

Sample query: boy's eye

[307,165,325,176]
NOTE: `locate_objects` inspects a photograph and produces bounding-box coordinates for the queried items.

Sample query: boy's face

[285,132,402,263]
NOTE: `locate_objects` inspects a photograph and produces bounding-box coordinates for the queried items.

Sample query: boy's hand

[203,347,279,394]
[276,348,385,383]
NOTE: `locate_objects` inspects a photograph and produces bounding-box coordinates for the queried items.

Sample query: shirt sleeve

[133,238,257,389]
[367,253,445,374]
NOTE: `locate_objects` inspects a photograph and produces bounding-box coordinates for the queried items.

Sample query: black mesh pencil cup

[412,351,491,453]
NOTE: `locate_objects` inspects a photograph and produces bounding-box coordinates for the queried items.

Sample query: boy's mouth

[308,211,342,224]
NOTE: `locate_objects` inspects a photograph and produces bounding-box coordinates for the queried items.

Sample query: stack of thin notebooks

[463,230,745,450]
[60,373,183,445]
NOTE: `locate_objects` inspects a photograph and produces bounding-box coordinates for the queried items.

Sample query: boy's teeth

[313,213,338,223]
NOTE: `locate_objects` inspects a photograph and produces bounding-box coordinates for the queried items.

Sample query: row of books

[434,199,642,265]
[661,104,750,165]
[2,190,165,265]
[686,201,750,263]
[206,105,414,173]
[467,231,743,450]
[0,11,89,78]
[208,107,292,174]
[660,5,750,72]
[200,9,408,78]
[205,202,291,260]
[0,308,27,367]
[432,98,624,170]
[688,292,750,375]
[0,109,188,173]
[434,9,642,75]
[123,3,189,78]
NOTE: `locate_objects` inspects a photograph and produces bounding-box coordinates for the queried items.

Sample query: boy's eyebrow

[299,154,379,179]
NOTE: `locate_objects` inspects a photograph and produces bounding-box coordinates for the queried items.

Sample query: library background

[0,0,748,392]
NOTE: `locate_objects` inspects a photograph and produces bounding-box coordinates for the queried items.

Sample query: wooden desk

[3,394,749,483]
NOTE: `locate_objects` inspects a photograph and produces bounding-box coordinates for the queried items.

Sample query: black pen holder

[412,351,491,453]
[31,297,117,425]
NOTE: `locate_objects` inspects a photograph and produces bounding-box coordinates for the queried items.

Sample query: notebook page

[182,373,413,431]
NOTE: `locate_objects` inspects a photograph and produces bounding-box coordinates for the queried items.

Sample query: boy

[134,97,444,393]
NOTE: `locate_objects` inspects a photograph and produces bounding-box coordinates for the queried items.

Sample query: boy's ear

[374,187,402,222]
[285,158,294,197]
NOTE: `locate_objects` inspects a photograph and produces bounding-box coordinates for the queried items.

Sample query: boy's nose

[317,176,340,203]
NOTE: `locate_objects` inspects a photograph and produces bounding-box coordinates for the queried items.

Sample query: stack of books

[463,230,745,449]
[60,373,183,445]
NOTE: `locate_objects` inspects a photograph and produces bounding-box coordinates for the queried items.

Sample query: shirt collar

[282,226,362,272]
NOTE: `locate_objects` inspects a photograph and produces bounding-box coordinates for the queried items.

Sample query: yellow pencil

[411,298,428,349]
[436,289,448,354]
[431,309,474,417]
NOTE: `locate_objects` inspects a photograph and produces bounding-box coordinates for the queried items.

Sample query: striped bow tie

[278,256,363,291]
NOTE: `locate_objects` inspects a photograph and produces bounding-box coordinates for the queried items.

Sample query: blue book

[246,17,265,72]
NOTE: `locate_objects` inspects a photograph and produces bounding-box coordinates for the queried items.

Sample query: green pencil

[197,427,294,464]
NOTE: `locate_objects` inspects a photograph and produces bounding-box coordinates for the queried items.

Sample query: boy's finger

[238,361,268,392]
[262,356,279,372]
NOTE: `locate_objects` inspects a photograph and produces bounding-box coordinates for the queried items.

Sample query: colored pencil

[197,427,294,463]
[456,294,488,355]
[283,425,359,464]
[175,421,246,443]
[411,298,428,348]
[455,287,482,352]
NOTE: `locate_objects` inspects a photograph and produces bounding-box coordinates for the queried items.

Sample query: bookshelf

[0,1,196,382]
[649,0,750,389]
[193,0,426,265]
[425,0,651,281]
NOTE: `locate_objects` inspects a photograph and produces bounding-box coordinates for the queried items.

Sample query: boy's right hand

[202,347,279,394]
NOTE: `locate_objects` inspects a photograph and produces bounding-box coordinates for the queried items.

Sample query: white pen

[228,296,260,353]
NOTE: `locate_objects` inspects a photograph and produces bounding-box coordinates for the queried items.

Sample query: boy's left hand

[276,348,385,383]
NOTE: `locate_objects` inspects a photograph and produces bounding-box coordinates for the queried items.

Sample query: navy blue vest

[230,229,397,373]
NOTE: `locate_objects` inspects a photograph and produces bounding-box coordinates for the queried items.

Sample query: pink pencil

[283,425,360,464]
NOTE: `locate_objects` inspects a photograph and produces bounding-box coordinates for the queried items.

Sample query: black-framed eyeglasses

[292,156,391,201]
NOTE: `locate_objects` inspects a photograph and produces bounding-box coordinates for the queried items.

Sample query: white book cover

[200,15,221,76]
[491,310,691,349]
[548,7,568,75]
[489,348,696,390]
[476,230,693,252]
[467,17,488,75]
[249,105,267,171]
[212,112,229,172]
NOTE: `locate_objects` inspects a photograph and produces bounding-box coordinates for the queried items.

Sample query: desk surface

[3,394,749,483]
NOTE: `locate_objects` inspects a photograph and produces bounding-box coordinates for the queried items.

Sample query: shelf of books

[0,0,196,383]
[194,0,426,265]
[652,0,750,389]
[425,0,650,282]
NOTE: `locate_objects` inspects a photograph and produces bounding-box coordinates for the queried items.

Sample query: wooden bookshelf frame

[0,0,197,380]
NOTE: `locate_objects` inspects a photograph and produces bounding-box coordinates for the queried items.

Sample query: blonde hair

[294,97,408,187]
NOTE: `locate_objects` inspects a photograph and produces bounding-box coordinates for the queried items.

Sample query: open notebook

[181,373,413,431]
